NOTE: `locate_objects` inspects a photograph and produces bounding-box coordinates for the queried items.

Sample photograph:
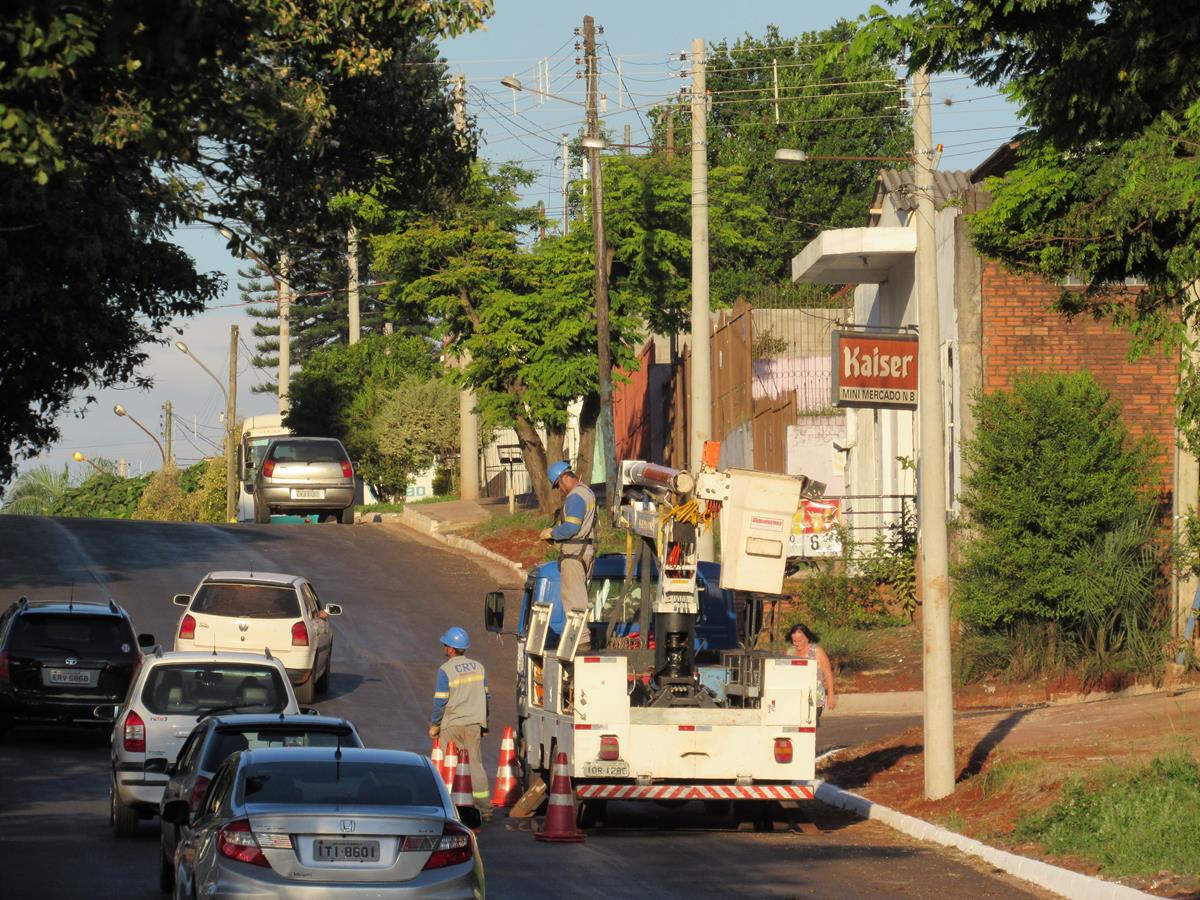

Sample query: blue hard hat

[547,460,572,487]
[440,626,469,650]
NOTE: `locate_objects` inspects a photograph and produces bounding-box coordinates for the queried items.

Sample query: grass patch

[978,756,1046,800]
[471,508,551,538]
[408,493,458,505]
[814,625,878,674]
[355,502,406,513]
[1012,750,1200,877]
[943,811,965,833]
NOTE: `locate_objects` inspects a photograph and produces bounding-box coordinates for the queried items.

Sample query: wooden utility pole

[226,324,239,522]
[690,37,714,561]
[163,400,173,467]
[666,106,675,161]
[913,68,955,800]
[561,132,570,233]
[585,15,618,509]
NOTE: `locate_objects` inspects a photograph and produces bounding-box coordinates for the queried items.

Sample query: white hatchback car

[108,649,299,837]
[172,571,340,704]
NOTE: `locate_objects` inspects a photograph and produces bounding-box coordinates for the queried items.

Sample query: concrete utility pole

[226,325,239,523]
[690,37,714,561]
[451,73,480,501]
[913,67,955,800]
[585,14,618,510]
[347,226,360,345]
[561,132,570,233]
[163,400,173,467]
[666,106,675,161]
[118,458,127,479]
[277,252,291,414]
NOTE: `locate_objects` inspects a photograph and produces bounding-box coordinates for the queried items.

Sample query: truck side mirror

[484,591,505,633]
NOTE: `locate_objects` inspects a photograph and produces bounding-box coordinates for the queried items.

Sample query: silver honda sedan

[165,747,484,899]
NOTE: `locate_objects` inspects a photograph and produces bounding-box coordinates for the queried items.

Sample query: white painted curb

[397,507,525,578]
[813,781,1153,899]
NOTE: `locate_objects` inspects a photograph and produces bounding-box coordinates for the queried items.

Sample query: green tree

[856,0,1200,446]
[1,0,489,486]
[285,333,438,497]
[956,371,1159,630]
[0,465,75,515]
[374,378,460,492]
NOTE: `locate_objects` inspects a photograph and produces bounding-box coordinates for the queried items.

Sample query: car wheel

[295,673,316,705]
[315,653,331,694]
[254,500,270,524]
[159,833,174,893]
[112,784,140,838]
[338,505,355,524]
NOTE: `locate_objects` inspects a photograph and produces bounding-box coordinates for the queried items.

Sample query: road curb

[394,506,525,579]
[813,781,1153,900]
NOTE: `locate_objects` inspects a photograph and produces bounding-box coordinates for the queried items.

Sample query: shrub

[134,467,189,521]
[52,472,150,518]
[184,458,227,523]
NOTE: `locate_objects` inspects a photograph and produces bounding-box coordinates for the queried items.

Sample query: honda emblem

[340,819,355,833]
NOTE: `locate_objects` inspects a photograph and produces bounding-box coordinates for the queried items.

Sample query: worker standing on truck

[429,627,494,821]
[540,461,597,649]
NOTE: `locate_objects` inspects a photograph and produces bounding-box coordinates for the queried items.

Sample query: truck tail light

[599,734,620,761]
[123,710,146,753]
[774,738,793,764]
[340,459,353,478]
[189,775,212,811]
[291,621,309,647]
[178,614,196,641]
[262,459,276,478]
[217,819,269,867]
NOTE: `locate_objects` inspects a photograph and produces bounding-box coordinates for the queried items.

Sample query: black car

[0,596,154,733]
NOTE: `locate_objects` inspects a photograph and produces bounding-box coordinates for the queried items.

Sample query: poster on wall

[831,331,919,409]
[788,498,843,558]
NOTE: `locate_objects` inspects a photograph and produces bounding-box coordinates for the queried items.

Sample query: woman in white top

[786,623,836,723]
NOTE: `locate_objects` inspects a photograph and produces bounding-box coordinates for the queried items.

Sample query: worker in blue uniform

[540,461,597,649]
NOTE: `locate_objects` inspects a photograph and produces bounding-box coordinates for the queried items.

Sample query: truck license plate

[582,761,630,778]
[313,839,380,862]
[46,669,93,686]
[291,488,325,499]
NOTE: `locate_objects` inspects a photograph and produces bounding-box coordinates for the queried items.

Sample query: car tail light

[123,710,146,753]
[774,738,793,764]
[262,459,276,478]
[340,459,353,478]
[599,734,620,762]
[188,775,211,811]
[412,821,473,870]
[178,614,196,641]
[291,621,309,647]
[0,650,9,683]
[217,818,270,867]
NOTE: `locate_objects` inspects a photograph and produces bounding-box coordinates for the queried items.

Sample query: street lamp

[113,404,167,467]
[176,340,238,521]
[73,451,105,476]
[773,147,915,165]
[500,76,586,108]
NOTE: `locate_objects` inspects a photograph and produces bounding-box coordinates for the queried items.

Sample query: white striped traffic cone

[442,740,458,792]
[534,750,585,843]
[491,726,519,808]
[430,736,444,782]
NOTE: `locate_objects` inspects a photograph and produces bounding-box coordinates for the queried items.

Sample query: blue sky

[23,0,1020,481]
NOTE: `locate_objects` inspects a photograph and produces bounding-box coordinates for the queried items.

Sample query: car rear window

[191,583,300,619]
[202,727,361,771]
[242,760,443,807]
[141,664,288,716]
[267,440,344,463]
[10,614,134,655]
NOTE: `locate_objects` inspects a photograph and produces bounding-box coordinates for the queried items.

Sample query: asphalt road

[0,516,1041,899]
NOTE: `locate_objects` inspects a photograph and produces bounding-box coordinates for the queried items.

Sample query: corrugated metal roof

[873,169,974,213]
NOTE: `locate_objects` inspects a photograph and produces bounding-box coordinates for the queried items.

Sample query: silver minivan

[251,437,355,524]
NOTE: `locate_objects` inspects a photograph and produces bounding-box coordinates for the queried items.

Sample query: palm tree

[1,465,75,516]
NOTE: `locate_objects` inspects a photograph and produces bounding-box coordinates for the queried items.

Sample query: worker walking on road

[429,627,493,822]
[540,461,597,649]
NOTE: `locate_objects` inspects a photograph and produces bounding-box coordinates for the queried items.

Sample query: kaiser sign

[831,331,919,409]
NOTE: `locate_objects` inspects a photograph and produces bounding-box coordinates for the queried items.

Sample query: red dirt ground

[819,690,1200,898]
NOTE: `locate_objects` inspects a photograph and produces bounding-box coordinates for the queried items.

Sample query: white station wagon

[173,571,340,704]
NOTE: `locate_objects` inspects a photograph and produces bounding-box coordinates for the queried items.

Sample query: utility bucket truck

[483,444,827,826]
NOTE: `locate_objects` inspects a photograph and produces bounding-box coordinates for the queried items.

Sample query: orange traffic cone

[451,747,483,830]
[534,751,585,843]
[430,737,444,781]
[441,741,458,792]
[491,726,520,808]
